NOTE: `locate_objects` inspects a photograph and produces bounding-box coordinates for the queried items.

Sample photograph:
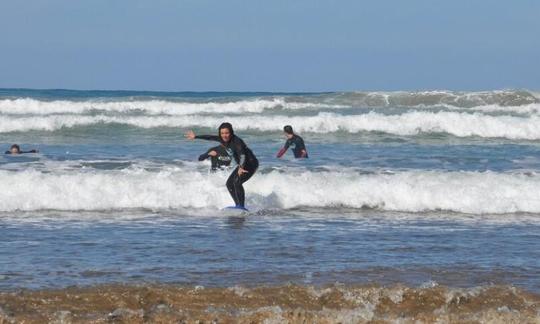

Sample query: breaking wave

[0,167,538,214]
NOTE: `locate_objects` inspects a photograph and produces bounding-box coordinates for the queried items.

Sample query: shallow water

[1,210,540,292]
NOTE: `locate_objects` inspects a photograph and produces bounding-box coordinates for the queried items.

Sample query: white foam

[1,111,539,140]
[4,95,538,117]
[0,98,340,115]
[1,90,537,117]
[0,168,538,214]
[345,90,538,108]
[438,103,540,115]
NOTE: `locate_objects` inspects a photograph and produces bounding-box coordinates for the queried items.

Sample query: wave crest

[1,111,539,140]
[0,168,538,214]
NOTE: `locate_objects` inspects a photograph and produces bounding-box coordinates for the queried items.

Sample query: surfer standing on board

[186,122,259,208]
[276,125,308,158]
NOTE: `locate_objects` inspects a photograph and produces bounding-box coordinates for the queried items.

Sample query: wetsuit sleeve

[284,139,291,150]
[276,139,291,158]
[198,152,210,161]
[4,151,10,154]
[195,135,221,142]
[21,150,38,154]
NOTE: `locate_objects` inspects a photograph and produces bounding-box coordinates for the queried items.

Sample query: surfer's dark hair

[10,144,20,151]
[218,122,234,142]
[283,125,293,134]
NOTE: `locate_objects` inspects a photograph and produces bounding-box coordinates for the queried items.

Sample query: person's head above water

[10,144,20,154]
[283,125,294,139]
[219,122,234,143]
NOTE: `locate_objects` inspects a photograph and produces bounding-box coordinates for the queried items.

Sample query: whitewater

[0,167,539,214]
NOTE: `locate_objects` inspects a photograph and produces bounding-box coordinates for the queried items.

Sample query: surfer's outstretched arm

[185,130,220,142]
[196,135,221,141]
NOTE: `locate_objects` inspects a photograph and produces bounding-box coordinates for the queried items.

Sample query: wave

[0,90,538,117]
[321,89,539,108]
[0,168,538,214]
[0,97,342,115]
[1,111,539,140]
[445,102,540,115]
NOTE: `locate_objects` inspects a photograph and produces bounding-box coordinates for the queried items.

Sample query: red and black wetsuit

[277,134,308,158]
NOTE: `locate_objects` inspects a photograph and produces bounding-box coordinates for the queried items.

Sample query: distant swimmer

[276,125,308,159]
[4,144,39,155]
[186,122,259,208]
[199,144,233,171]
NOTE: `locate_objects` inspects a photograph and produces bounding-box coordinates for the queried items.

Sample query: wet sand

[1,284,539,323]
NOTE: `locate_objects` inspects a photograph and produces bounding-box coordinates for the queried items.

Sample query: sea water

[0,89,539,295]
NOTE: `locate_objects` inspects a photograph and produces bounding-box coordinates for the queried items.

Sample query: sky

[0,0,539,92]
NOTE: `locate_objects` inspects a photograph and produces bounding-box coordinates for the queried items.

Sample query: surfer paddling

[4,144,39,155]
[186,123,259,209]
[276,125,308,158]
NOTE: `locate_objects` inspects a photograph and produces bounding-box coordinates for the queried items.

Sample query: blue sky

[1,0,538,91]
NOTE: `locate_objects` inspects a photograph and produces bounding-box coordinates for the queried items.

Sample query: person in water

[276,125,308,158]
[4,144,39,155]
[186,123,259,208]
[198,144,232,171]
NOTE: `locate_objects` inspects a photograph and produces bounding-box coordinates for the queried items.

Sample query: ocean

[0,88,539,322]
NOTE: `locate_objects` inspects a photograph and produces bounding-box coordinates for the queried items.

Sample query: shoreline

[1,283,538,323]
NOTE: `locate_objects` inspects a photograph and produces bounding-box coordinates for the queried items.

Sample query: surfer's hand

[185,130,196,140]
[238,167,248,176]
[208,150,217,157]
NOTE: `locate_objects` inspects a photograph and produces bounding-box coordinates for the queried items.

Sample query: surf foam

[0,168,538,214]
[1,111,539,140]
[0,97,340,115]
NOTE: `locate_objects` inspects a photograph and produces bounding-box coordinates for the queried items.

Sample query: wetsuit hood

[218,122,235,143]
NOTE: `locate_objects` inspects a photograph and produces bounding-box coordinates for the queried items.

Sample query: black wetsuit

[198,145,232,170]
[283,134,308,158]
[4,150,38,154]
[195,135,259,207]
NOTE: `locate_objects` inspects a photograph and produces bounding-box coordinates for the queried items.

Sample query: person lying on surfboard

[198,144,232,171]
[4,144,39,155]
[186,122,259,209]
[276,125,308,159]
